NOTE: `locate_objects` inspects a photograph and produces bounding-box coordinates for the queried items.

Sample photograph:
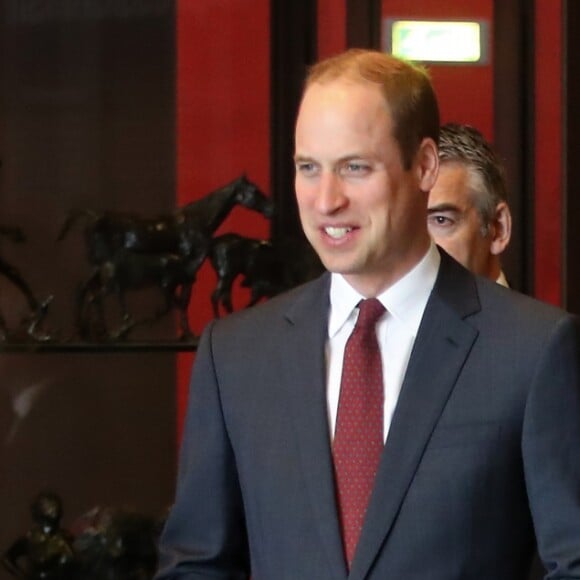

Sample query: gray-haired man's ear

[490,201,512,256]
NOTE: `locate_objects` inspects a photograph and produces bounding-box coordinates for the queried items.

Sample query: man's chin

[319,257,360,276]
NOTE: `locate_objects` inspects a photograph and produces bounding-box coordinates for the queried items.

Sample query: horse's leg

[210,288,221,318]
[0,311,9,341]
[222,274,237,314]
[0,259,55,340]
[112,288,138,340]
[25,295,53,342]
[94,283,109,339]
[76,271,107,340]
[211,264,238,315]
[176,281,195,341]
[0,259,39,312]
[211,274,235,318]
[155,283,174,320]
[76,282,91,339]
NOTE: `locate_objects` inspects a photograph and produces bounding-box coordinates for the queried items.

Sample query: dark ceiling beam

[346,0,381,48]
[563,0,580,313]
[270,0,317,242]
[493,0,535,293]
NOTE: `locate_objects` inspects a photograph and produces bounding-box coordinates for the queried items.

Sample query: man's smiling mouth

[325,226,354,239]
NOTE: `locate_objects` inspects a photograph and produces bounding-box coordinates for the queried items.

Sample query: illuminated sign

[384,20,488,64]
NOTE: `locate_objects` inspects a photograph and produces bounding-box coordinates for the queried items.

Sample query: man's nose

[314,172,347,214]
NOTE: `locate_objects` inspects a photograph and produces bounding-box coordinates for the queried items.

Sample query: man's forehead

[430,164,475,203]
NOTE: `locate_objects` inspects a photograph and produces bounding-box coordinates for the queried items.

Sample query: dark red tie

[333,298,385,569]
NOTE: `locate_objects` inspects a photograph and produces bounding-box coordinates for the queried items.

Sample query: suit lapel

[349,254,481,580]
[282,274,348,579]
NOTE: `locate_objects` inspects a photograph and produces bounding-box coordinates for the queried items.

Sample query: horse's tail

[56,209,99,241]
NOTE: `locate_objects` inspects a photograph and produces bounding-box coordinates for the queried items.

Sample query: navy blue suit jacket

[156,252,580,579]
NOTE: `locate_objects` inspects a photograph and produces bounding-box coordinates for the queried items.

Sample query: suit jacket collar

[282,253,481,579]
[350,251,481,578]
[281,274,349,578]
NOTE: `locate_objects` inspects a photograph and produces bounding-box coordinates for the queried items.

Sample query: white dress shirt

[326,243,440,442]
[496,270,509,288]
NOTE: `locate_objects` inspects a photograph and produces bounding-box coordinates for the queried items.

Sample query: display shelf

[0,339,198,354]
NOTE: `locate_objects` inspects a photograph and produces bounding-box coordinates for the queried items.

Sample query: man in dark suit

[427,122,545,580]
[155,49,580,579]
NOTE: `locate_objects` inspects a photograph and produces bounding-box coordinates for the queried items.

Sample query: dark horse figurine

[0,225,52,341]
[209,233,284,317]
[57,175,273,341]
[209,233,323,317]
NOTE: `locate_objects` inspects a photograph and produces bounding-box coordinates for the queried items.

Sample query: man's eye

[428,214,454,227]
[341,162,370,175]
[296,162,316,175]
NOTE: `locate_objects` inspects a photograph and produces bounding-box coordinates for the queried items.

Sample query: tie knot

[355,298,385,330]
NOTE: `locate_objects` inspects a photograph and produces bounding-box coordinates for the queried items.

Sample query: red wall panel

[176,0,271,438]
[318,0,347,59]
[534,0,562,306]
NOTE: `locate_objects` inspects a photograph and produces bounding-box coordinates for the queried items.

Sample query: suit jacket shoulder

[206,272,331,354]
[434,251,571,336]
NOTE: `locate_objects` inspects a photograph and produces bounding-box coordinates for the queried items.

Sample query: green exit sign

[384,20,488,64]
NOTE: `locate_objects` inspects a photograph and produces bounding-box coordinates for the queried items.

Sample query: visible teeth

[325,226,352,239]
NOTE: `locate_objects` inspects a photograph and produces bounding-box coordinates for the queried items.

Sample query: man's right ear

[490,201,512,256]
[416,137,439,192]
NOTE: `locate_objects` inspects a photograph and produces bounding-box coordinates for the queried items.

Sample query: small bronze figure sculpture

[209,233,285,316]
[57,174,273,341]
[73,506,161,580]
[3,493,164,580]
[2,491,75,579]
[0,225,52,342]
[209,233,323,317]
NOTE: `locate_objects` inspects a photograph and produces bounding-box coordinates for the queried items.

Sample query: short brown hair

[304,49,440,169]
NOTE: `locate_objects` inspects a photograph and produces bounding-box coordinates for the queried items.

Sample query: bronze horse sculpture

[57,175,273,341]
[209,233,323,318]
[209,234,285,317]
[0,225,51,341]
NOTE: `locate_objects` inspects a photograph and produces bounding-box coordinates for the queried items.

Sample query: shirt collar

[496,270,509,287]
[329,242,441,338]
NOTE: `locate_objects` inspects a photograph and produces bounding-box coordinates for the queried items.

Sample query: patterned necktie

[333,298,385,569]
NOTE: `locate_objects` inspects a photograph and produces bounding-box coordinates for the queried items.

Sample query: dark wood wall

[0,1,176,568]
[270,0,317,244]
[493,0,535,293]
